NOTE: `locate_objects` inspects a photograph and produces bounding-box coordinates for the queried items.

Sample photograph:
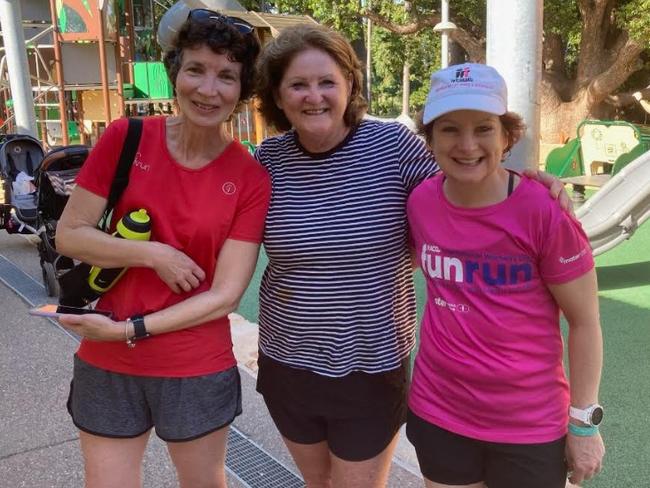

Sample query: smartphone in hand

[29,304,113,319]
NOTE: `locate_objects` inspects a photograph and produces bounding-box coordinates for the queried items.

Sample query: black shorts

[406,409,567,488]
[256,352,409,462]
[67,355,242,442]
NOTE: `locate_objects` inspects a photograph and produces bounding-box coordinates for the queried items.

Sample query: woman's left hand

[523,169,574,214]
[57,313,123,342]
[566,431,605,485]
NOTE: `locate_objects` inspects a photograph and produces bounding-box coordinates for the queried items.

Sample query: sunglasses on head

[187,9,254,35]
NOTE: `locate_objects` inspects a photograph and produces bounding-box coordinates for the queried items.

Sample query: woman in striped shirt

[253,24,567,488]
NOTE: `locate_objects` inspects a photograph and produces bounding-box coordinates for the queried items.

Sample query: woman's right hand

[150,242,206,293]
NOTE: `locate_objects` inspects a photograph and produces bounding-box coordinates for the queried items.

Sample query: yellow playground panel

[545,119,650,200]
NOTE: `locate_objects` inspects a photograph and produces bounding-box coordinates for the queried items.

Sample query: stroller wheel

[42,261,60,297]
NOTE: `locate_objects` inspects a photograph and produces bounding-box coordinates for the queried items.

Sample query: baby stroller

[0,134,45,234]
[34,145,89,296]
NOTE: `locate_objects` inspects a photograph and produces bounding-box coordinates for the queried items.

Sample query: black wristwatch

[129,314,151,341]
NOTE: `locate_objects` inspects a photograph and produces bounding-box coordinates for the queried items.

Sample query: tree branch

[604,30,630,68]
[576,0,613,81]
[542,33,570,98]
[449,29,485,62]
[606,86,650,109]
[543,33,566,76]
[364,10,439,35]
[588,36,645,105]
[363,10,485,62]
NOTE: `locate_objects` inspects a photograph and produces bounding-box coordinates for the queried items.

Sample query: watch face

[591,406,604,426]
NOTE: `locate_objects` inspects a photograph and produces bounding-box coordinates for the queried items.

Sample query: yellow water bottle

[88,209,151,293]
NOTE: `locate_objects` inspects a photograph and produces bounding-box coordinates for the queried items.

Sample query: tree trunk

[402,62,410,116]
[539,89,614,143]
[540,82,591,143]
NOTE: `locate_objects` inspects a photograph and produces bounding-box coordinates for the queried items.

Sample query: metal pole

[441,0,450,68]
[486,0,543,171]
[245,103,251,141]
[47,0,69,145]
[39,105,48,148]
[77,92,88,145]
[123,0,135,84]
[34,49,48,146]
[0,88,6,124]
[97,2,112,124]
[401,63,410,116]
[366,6,372,112]
[253,98,265,144]
[0,0,38,136]
[113,5,125,118]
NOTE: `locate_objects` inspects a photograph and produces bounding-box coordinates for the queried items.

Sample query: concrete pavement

[0,231,423,488]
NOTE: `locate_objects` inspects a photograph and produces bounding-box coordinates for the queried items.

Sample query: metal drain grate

[226,428,304,488]
[0,253,48,305]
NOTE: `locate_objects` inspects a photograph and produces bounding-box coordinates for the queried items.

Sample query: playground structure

[545,119,650,255]
[545,120,650,193]
[3,1,650,257]
[574,148,650,256]
[0,0,317,148]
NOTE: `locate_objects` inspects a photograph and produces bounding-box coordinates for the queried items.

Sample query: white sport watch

[569,404,604,427]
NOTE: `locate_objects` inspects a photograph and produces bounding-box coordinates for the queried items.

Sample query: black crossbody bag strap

[107,117,143,211]
[99,118,143,229]
[58,118,144,307]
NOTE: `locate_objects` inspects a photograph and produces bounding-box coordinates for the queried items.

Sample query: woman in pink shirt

[406,63,605,488]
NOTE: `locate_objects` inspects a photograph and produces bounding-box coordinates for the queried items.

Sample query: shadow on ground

[597,261,650,290]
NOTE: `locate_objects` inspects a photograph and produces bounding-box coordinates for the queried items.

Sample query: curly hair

[416,110,527,159]
[255,24,367,132]
[163,16,260,105]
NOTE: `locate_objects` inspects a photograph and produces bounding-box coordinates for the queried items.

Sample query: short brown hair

[163,17,260,103]
[255,24,367,131]
[416,110,526,159]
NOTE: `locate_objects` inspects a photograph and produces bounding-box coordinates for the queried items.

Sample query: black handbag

[58,118,143,307]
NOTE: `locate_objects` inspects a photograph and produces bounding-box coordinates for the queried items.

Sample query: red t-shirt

[74,117,270,377]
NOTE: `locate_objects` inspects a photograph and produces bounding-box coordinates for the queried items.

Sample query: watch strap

[130,314,150,340]
[569,406,590,424]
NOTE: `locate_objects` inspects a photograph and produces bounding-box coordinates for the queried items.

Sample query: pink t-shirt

[407,174,594,443]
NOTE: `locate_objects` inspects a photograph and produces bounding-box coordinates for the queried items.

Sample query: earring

[501,149,511,162]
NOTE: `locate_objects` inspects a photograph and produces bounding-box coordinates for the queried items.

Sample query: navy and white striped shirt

[255,120,439,377]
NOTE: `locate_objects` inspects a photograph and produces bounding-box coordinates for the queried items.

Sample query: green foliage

[618,0,650,42]
[370,25,440,116]
[448,0,485,37]
[364,0,438,115]
[543,0,581,36]
[544,1,582,72]
[142,0,650,117]
[274,0,365,38]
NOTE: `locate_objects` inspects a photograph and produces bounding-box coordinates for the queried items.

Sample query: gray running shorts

[67,354,242,442]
